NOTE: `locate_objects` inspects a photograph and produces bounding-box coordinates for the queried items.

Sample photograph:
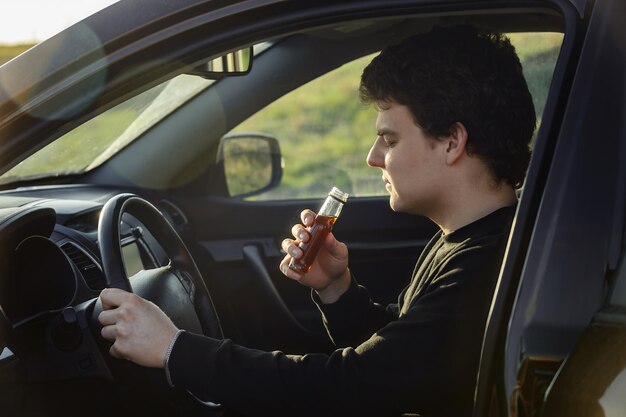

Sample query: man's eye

[377,134,395,148]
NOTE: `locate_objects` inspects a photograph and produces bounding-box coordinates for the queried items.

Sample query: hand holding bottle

[280,208,351,304]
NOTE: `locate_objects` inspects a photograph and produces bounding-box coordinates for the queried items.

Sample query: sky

[0,0,119,44]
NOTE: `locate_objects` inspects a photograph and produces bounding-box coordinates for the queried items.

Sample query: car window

[231,32,563,201]
[0,42,274,187]
[231,53,381,200]
[0,74,214,185]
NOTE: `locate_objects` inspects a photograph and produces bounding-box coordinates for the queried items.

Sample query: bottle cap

[329,187,349,203]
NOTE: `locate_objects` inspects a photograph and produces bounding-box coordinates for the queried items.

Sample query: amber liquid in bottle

[289,214,337,273]
[289,187,348,273]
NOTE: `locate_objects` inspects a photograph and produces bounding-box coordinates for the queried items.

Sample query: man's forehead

[375,103,412,128]
[375,100,394,111]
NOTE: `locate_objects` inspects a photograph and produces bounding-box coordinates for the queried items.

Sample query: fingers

[99,288,133,310]
[98,309,118,326]
[279,237,304,281]
[280,235,305,281]
[288,208,316,242]
[100,322,117,341]
[300,209,316,226]
[291,223,309,241]
[278,208,317,281]
[98,291,142,339]
[279,255,304,281]
[109,345,124,360]
[281,237,303,259]
[105,333,129,361]
[96,290,177,367]
[98,290,141,325]
[99,296,149,361]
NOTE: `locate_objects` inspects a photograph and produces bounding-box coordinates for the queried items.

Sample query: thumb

[324,232,346,258]
[99,288,127,310]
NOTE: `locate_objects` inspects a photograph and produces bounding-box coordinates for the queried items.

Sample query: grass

[1,109,137,183]
[0,43,35,66]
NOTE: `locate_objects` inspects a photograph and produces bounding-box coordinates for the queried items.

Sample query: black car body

[0,0,624,416]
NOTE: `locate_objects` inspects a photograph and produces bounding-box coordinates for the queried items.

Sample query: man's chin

[389,196,402,212]
[389,197,422,216]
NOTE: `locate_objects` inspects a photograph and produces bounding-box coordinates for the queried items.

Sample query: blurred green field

[509,32,563,126]
[0,43,35,66]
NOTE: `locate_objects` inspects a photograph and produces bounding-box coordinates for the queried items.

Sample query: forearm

[168,332,397,417]
[168,332,348,416]
[313,275,397,347]
[167,296,476,417]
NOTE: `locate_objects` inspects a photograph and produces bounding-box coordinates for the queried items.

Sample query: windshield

[0,74,214,185]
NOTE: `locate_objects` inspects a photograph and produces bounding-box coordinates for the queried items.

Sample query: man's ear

[444,122,468,165]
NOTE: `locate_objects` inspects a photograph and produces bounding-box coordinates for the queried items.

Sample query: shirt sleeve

[310,275,398,347]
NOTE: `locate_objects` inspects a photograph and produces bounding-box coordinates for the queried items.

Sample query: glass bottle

[289,187,349,273]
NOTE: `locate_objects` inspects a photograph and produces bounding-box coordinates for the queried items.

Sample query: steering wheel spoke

[130,267,203,334]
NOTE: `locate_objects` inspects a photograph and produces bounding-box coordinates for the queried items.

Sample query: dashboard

[0,185,180,341]
[0,184,211,416]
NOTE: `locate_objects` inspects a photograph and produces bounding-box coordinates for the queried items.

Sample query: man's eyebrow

[377,128,397,136]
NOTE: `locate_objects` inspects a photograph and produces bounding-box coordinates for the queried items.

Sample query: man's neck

[434,184,517,235]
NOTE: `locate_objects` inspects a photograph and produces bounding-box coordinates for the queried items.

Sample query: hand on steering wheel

[95,194,222,365]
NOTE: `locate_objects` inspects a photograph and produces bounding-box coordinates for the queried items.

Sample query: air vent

[60,242,106,291]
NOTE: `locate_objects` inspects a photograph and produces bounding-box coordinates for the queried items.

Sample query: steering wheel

[97,193,222,339]
[0,195,223,416]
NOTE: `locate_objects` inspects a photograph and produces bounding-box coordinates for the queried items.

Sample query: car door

[541,244,626,416]
[475,0,626,415]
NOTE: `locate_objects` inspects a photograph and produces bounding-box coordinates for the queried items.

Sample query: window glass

[508,32,564,137]
[0,75,213,185]
[232,53,380,200]
[232,32,563,201]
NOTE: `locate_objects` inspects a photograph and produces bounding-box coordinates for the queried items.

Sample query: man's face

[366,101,448,216]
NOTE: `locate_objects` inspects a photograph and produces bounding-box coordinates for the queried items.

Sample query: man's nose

[366,138,384,168]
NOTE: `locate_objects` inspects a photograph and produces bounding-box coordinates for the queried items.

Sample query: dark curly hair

[359,25,536,188]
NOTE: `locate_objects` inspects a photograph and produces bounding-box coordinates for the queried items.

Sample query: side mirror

[217,133,282,198]
[192,47,252,79]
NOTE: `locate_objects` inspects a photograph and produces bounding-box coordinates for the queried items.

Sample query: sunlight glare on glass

[0,0,120,45]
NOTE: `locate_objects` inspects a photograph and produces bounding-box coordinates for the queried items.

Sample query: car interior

[0,2,587,416]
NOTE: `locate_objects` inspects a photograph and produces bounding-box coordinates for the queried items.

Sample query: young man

[99,26,535,416]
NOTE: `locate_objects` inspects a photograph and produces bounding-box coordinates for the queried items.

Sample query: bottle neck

[318,196,344,218]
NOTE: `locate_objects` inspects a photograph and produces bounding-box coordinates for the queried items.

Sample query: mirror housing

[192,47,252,79]
[217,133,282,198]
